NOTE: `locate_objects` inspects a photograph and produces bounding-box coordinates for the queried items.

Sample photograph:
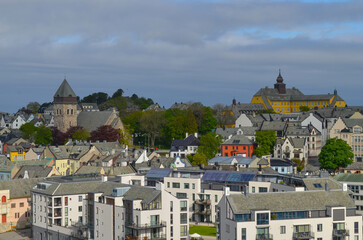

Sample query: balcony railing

[293,232,314,239]
[256,233,273,240]
[333,229,350,236]
[194,199,211,205]
[126,221,167,230]
[126,234,166,240]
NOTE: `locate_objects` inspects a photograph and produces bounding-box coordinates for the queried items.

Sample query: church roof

[54,79,77,98]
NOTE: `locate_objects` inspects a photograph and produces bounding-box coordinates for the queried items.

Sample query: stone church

[53,79,124,133]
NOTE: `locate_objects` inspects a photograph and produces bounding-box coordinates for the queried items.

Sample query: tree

[254,131,276,157]
[72,129,90,142]
[199,107,218,134]
[112,89,124,98]
[20,123,37,141]
[191,153,208,165]
[27,102,41,114]
[99,96,127,111]
[51,127,67,145]
[65,126,85,140]
[140,111,166,147]
[34,125,52,145]
[292,158,305,172]
[319,138,354,172]
[299,106,310,112]
[81,92,109,104]
[90,125,120,142]
[197,132,222,160]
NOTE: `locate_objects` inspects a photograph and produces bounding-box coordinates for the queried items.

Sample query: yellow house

[251,72,346,113]
[43,145,101,175]
[7,146,25,161]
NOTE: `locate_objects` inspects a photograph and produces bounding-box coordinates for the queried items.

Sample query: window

[65,197,68,206]
[252,187,255,193]
[79,206,82,212]
[15,213,19,218]
[20,202,24,207]
[65,207,68,216]
[177,193,187,198]
[167,182,170,188]
[256,213,269,225]
[355,222,359,234]
[317,224,322,232]
[11,203,15,208]
[215,195,218,203]
[172,183,180,188]
[180,201,187,211]
[1,196,6,203]
[280,226,286,234]
[259,187,268,193]
[180,225,187,236]
[242,228,246,240]
[170,214,173,224]
[180,213,188,224]
[170,201,173,212]
[192,183,195,189]
[192,194,195,201]
[79,196,82,202]
[184,183,189,189]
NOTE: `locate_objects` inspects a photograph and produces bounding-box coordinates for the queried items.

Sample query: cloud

[0,0,363,112]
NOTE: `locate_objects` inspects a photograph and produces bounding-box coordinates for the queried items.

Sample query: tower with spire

[53,79,78,133]
[274,70,286,94]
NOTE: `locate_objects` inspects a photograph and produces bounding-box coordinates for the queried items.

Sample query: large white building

[217,187,361,240]
[31,176,189,240]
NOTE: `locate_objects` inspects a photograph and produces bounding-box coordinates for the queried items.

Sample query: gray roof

[14,165,53,179]
[222,134,253,145]
[0,178,44,199]
[215,127,256,140]
[77,111,117,132]
[259,121,286,131]
[303,178,342,191]
[334,173,363,183]
[289,137,306,148]
[227,190,355,214]
[53,79,77,98]
[31,180,128,196]
[48,145,91,160]
[345,162,363,170]
[342,118,363,129]
[123,186,160,204]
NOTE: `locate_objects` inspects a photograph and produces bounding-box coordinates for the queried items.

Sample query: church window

[71,109,74,115]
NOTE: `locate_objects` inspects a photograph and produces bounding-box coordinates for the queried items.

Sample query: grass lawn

[189,225,216,237]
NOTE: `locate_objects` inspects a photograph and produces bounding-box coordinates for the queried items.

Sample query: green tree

[140,111,166,147]
[198,132,222,160]
[35,125,52,145]
[112,89,124,98]
[254,131,276,157]
[27,102,41,114]
[191,153,208,165]
[99,96,127,111]
[299,106,310,112]
[72,129,90,142]
[81,92,109,104]
[319,138,354,172]
[292,158,305,172]
[20,122,38,141]
[199,107,218,134]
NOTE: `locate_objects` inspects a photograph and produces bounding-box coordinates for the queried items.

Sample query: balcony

[256,233,273,240]
[126,234,166,240]
[194,199,211,205]
[333,229,349,237]
[127,221,166,230]
[293,232,315,239]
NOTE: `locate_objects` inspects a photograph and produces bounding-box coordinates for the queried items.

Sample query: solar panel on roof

[145,168,172,178]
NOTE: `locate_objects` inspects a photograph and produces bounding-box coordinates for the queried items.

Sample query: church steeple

[274,70,286,94]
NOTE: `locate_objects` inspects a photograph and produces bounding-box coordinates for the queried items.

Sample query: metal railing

[126,221,167,230]
[256,233,273,240]
[293,231,315,239]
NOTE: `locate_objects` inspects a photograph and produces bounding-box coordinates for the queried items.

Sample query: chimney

[186,132,188,138]
[342,183,348,192]
[244,187,249,197]
[101,176,108,182]
[194,132,198,138]
[325,183,329,192]
[224,186,230,196]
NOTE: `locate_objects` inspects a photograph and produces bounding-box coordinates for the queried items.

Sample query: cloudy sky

[1,0,363,113]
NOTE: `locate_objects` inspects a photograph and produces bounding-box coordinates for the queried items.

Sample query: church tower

[53,79,78,133]
[274,70,286,94]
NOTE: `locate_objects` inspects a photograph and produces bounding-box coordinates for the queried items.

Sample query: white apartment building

[217,187,362,240]
[31,176,189,240]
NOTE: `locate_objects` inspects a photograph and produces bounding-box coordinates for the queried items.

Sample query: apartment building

[31,175,189,240]
[217,187,361,240]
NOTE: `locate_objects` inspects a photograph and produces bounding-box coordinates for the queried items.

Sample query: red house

[221,134,255,157]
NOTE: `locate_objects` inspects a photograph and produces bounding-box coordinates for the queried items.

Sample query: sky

[1,0,363,113]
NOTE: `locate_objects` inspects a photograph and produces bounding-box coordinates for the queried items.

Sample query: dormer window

[353,127,362,134]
